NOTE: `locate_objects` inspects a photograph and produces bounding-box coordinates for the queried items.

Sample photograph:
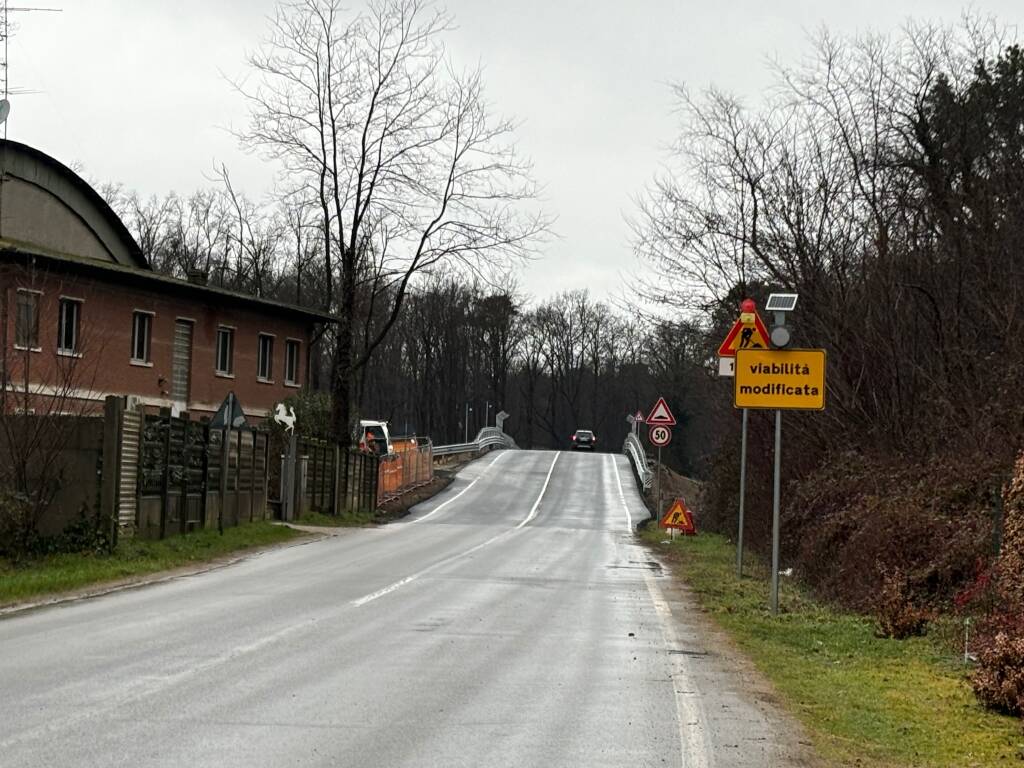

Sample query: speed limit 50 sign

[649,424,671,447]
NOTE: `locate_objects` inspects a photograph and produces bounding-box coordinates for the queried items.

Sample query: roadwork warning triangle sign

[660,498,697,534]
[647,397,676,426]
[718,308,770,357]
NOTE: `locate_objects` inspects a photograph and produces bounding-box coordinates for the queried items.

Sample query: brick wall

[1,263,317,420]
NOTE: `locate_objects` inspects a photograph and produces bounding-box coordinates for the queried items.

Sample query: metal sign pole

[770,409,782,615]
[656,445,662,521]
[737,407,748,577]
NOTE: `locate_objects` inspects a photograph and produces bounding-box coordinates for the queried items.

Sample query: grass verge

[641,529,1024,767]
[0,522,304,608]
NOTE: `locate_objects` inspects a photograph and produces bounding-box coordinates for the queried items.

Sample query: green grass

[0,522,304,608]
[296,509,377,527]
[641,529,1024,767]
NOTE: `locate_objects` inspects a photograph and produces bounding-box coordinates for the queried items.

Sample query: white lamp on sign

[766,292,799,348]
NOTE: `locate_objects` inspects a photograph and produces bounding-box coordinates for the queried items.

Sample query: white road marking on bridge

[408,479,479,524]
[517,451,559,529]
[610,454,633,531]
[484,449,510,471]
[644,570,711,768]
[351,452,561,607]
[406,449,510,525]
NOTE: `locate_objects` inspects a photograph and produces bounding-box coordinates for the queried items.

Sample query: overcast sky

[6,1,1022,301]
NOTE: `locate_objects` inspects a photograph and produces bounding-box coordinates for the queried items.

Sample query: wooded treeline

[634,20,1024,660]
[357,278,716,469]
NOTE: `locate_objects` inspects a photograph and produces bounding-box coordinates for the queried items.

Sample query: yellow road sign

[734,349,826,410]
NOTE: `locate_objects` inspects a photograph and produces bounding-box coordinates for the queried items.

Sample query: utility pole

[0,2,62,138]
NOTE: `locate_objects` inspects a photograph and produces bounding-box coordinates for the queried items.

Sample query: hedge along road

[0,450,806,768]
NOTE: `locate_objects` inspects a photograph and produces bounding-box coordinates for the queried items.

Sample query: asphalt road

[0,450,803,767]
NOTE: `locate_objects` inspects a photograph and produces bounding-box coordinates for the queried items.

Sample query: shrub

[0,486,35,559]
[996,452,1024,607]
[784,450,1000,614]
[874,566,932,639]
[969,452,1024,717]
[972,630,1024,717]
[44,507,111,556]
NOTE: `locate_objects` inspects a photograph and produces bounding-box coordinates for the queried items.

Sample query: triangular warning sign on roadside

[660,498,697,534]
[717,302,771,357]
[647,397,676,426]
[634,410,645,423]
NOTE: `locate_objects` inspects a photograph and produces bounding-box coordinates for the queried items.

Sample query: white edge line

[408,478,479,525]
[409,449,508,525]
[643,569,711,768]
[610,454,633,531]
[351,451,561,607]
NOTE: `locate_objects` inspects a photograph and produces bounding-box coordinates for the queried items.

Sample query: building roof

[0,139,149,269]
[0,139,336,324]
[0,239,338,324]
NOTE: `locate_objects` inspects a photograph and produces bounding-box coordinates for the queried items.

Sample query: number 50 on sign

[649,425,671,447]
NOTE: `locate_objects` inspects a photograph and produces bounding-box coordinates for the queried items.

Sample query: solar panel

[765,293,799,312]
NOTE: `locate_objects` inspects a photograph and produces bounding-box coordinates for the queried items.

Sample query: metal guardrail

[623,432,653,490]
[433,427,517,457]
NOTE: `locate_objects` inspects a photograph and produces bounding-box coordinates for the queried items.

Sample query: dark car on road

[571,429,596,450]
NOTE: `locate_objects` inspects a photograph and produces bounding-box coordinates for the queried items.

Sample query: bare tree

[0,268,107,557]
[235,0,546,445]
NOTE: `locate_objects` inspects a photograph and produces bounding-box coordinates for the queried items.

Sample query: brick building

[0,140,333,419]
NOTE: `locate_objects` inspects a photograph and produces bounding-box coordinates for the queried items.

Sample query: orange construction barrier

[376,441,434,504]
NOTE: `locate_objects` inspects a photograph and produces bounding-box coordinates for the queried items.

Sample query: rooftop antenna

[0,1,62,137]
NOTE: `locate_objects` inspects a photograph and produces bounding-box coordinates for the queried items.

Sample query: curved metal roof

[0,139,148,269]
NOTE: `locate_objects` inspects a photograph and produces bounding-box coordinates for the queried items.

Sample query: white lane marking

[351,452,561,607]
[517,450,560,529]
[610,454,633,531]
[408,479,478,524]
[350,575,419,606]
[643,570,711,768]
[485,449,511,471]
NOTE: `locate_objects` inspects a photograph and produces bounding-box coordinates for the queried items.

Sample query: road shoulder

[642,534,823,768]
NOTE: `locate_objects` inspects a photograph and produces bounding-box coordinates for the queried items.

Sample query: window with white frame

[216,327,234,375]
[14,290,39,349]
[131,312,152,363]
[284,339,300,385]
[57,298,81,355]
[257,334,274,381]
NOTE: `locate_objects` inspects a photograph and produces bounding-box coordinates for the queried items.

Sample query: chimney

[186,269,209,286]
